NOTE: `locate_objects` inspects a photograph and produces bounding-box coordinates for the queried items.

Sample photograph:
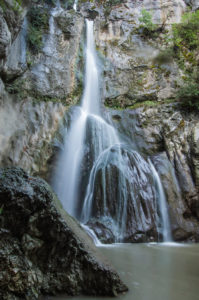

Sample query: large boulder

[0,167,128,299]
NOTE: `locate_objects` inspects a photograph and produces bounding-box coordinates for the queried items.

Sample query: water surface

[46,243,199,300]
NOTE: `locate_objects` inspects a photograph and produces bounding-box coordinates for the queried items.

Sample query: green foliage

[105,98,176,110]
[61,0,74,9]
[28,7,49,29]
[32,0,57,6]
[171,10,199,110]
[154,48,174,64]
[27,7,49,54]
[80,0,122,5]
[6,77,67,104]
[101,0,122,7]
[32,94,65,104]
[0,0,22,13]
[0,0,6,11]
[6,79,26,97]
[27,25,43,54]
[44,0,56,5]
[139,9,158,37]
[173,10,199,50]
[0,205,3,215]
[177,80,199,111]
[139,9,156,31]
[128,100,158,110]
[13,0,22,13]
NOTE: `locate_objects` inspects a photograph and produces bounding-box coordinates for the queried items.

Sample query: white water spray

[43,0,62,55]
[81,224,102,246]
[73,0,78,11]
[149,160,172,242]
[20,17,27,67]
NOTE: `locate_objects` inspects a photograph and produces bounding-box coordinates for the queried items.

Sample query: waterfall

[149,160,172,242]
[54,20,102,216]
[81,224,101,246]
[43,0,62,55]
[73,0,78,11]
[50,0,61,34]
[54,19,172,243]
[20,17,27,67]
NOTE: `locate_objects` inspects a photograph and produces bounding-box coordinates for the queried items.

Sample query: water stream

[149,160,172,242]
[43,0,62,54]
[73,0,78,11]
[54,19,172,243]
[20,17,27,67]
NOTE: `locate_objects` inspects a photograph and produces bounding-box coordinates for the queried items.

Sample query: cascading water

[73,0,78,11]
[20,17,27,67]
[54,19,172,243]
[53,20,102,217]
[148,160,172,242]
[43,0,62,55]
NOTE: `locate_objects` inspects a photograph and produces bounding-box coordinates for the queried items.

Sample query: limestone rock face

[2,6,84,101]
[0,167,128,299]
[23,9,84,100]
[0,13,11,60]
[0,1,85,174]
[93,0,186,106]
[184,0,199,9]
[0,98,66,176]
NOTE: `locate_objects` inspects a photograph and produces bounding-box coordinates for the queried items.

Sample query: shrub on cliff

[173,10,199,51]
[138,9,159,38]
[172,10,199,110]
[177,80,199,111]
[27,6,49,54]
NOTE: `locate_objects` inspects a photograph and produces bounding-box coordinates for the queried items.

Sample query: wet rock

[0,167,128,299]
[172,228,198,242]
[0,12,11,59]
[55,10,81,39]
[0,78,5,103]
[191,123,199,189]
[80,2,101,19]
[23,8,84,100]
[151,152,199,241]
[2,17,28,81]
[87,144,158,243]
[107,103,199,242]
[87,220,115,244]
[94,0,186,105]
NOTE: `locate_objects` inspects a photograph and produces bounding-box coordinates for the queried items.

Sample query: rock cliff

[0,0,84,175]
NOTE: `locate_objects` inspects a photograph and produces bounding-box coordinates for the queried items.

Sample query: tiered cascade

[54,19,172,243]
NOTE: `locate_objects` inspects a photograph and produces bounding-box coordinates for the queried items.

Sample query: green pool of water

[45,243,199,300]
